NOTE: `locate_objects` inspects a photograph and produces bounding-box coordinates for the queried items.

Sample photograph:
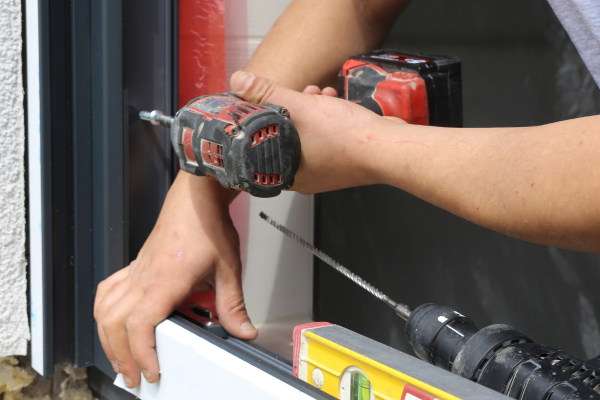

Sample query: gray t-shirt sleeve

[547,0,600,87]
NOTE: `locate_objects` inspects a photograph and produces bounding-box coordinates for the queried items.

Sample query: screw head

[280,108,289,117]
[231,128,238,135]
[236,183,244,191]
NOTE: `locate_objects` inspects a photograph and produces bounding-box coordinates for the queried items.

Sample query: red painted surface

[292,322,333,377]
[401,385,436,400]
[179,0,227,312]
[188,95,266,124]
[179,0,227,108]
[250,124,279,147]
[182,127,196,163]
[342,59,366,76]
[183,293,218,318]
[201,139,225,169]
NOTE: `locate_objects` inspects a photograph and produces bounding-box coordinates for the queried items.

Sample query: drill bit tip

[259,212,412,320]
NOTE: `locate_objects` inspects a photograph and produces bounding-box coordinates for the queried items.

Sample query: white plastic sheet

[115,319,314,399]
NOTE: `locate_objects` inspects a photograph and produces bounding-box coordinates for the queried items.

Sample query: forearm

[245,0,411,90]
[173,171,239,209]
[359,116,600,252]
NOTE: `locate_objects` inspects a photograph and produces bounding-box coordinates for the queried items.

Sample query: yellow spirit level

[293,323,505,400]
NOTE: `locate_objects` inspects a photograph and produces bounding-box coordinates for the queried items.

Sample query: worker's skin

[94,0,600,389]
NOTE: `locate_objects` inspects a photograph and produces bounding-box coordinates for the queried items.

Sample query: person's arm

[246,0,411,89]
[231,72,600,254]
[94,0,411,390]
[94,174,248,389]
[371,118,600,253]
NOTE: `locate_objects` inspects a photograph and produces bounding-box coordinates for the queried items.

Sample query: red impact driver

[140,93,301,198]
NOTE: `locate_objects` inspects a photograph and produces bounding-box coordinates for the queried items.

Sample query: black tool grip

[405,303,600,399]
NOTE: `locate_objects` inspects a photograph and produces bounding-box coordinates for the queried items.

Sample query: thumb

[230,71,302,109]
[214,264,258,340]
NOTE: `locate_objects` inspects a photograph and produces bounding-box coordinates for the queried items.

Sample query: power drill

[260,213,600,400]
[140,93,301,198]
[406,303,600,400]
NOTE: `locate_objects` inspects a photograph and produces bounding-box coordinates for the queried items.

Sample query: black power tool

[407,304,600,400]
[140,93,301,198]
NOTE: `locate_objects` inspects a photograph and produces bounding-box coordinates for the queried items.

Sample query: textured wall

[0,0,28,356]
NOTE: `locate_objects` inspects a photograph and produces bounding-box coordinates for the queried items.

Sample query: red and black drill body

[339,50,463,127]
[143,93,301,198]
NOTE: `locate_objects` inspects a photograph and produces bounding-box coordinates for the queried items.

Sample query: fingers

[214,261,257,340]
[97,274,193,388]
[95,267,130,315]
[95,279,131,371]
[303,85,322,95]
[102,289,145,388]
[94,267,131,372]
[321,87,338,97]
[126,280,192,384]
[303,85,338,97]
[231,71,303,109]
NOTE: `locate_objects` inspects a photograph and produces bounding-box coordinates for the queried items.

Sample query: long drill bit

[259,212,412,320]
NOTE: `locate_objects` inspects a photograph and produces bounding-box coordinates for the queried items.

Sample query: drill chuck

[405,304,600,399]
[139,110,174,128]
[405,303,482,370]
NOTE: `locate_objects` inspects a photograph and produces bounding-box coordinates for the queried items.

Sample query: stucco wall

[0,0,28,356]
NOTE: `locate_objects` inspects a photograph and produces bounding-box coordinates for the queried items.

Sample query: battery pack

[338,50,462,127]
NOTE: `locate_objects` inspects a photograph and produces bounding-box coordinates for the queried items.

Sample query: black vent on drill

[232,106,254,115]
[252,134,282,175]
